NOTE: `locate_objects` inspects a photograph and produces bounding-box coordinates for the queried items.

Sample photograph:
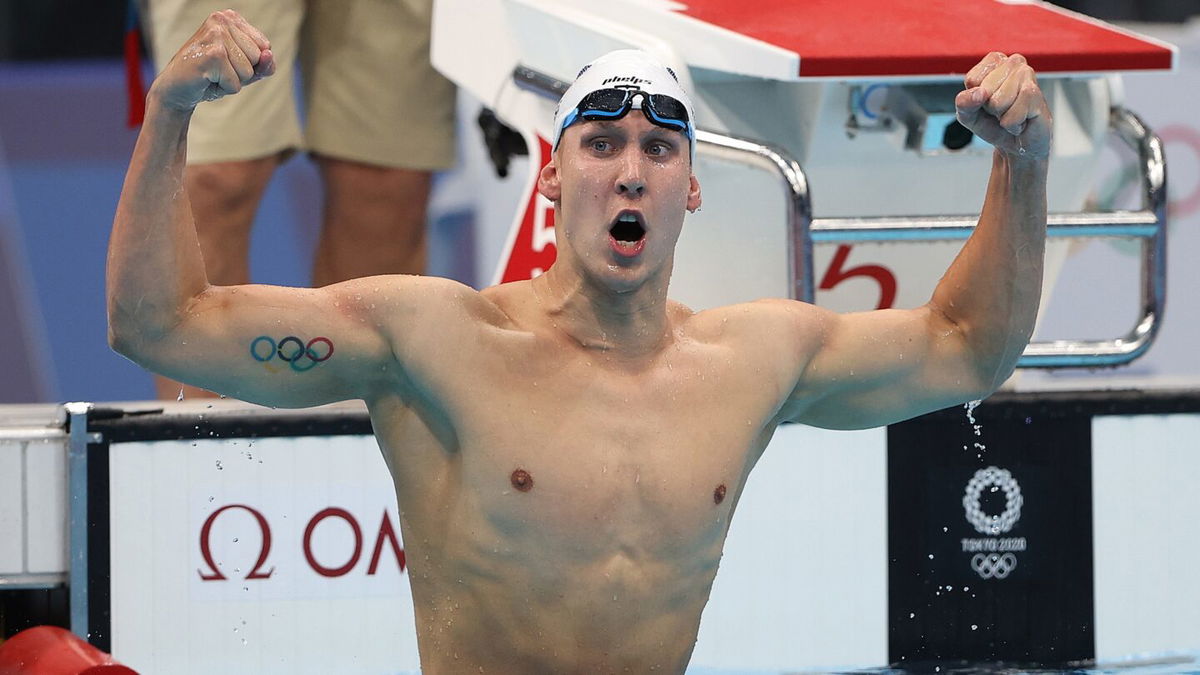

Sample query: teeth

[617,214,638,222]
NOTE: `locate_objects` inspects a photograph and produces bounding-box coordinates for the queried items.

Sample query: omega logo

[197,504,407,581]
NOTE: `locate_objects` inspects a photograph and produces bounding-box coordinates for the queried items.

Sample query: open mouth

[609,212,646,247]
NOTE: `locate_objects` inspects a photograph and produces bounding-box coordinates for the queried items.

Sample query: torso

[363,280,803,673]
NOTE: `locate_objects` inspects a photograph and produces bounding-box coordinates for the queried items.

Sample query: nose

[616,149,645,197]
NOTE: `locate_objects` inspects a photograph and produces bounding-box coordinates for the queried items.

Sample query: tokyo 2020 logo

[960,466,1026,580]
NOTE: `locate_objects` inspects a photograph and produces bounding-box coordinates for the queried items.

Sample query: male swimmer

[107,11,1050,673]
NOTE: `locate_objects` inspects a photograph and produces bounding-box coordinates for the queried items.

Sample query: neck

[534,264,672,359]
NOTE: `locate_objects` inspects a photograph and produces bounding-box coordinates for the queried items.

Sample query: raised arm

[778,52,1051,429]
[107,11,476,407]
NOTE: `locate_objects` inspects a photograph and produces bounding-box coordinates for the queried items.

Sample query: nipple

[713,484,727,505]
[511,469,534,492]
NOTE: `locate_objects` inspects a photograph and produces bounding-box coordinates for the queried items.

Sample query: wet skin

[108,16,1049,669]
[360,115,796,671]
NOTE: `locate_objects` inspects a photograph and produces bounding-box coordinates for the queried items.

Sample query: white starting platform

[433,0,1175,370]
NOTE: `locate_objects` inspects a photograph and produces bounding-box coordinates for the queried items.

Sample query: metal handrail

[512,65,1167,368]
[809,107,1167,367]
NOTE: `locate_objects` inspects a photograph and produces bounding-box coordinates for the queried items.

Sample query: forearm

[931,150,1048,391]
[107,92,210,348]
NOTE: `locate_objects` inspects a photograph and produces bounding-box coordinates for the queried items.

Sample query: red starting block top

[677,0,1175,77]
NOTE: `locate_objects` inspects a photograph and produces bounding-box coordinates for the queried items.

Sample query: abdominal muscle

[373,393,760,673]
[415,542,710,667]
[410,536,720,673]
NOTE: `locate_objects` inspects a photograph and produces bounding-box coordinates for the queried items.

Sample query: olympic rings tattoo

[250,336,335,372]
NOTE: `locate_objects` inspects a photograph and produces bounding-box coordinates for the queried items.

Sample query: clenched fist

[955,52,1052,162]
[149,9,276,113]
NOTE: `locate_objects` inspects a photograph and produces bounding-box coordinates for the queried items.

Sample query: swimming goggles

[560,87,693,140]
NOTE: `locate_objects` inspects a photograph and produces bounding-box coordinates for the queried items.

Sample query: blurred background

[1,0,1198,403]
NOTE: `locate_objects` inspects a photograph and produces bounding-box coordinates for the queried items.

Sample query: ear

[538,158,561,202]
[686,173,702,213]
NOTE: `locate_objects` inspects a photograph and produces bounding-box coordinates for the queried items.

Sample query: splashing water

[965,399,983,437]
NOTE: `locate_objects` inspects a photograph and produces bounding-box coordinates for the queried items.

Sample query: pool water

[686,652,1200,675]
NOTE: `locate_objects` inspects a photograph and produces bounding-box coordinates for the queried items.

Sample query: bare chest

[439,348,777,557]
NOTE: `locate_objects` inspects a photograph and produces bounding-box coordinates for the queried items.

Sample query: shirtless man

[107,10,1050,673]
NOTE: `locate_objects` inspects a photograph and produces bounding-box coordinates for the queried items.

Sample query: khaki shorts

[140,0,456,170]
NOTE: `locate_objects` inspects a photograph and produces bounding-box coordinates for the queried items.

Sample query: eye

[589,138,612,153]
[646,141,673,157]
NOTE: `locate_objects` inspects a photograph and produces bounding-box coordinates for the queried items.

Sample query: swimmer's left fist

[149,9,276,114]
[954,52,1052,162]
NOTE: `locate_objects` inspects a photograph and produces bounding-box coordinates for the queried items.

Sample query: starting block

[432,0,1175,368]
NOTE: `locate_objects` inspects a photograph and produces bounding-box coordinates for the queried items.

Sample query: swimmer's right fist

[149,10,275,113]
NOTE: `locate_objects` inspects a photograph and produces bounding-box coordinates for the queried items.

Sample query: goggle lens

[572,88,691,136]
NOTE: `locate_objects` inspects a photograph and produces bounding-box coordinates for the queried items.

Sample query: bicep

[785,303,990,429]
[117,280,399,408]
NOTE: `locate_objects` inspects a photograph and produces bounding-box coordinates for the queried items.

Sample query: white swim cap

[552,50,696,163]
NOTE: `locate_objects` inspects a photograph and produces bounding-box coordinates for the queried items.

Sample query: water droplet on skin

[177,389,185,401]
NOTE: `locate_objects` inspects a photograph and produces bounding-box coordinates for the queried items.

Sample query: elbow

[108,316,146,362]
[106,299,132,356]
[928,303,1021,401]
[964,329,1031,400]
[106,287,197,359]
[107,307,168,363]
[970,360,1015,400]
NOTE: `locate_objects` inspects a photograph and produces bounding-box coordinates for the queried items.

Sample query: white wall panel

[24,438,67,573]
[0,439,25,574]
[1093,414,1200,660]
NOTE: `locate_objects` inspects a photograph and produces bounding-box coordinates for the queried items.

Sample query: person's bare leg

[153,155,281,400]
[311,156,432,286]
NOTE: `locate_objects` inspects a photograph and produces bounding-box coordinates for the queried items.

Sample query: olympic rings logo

[971,552,1017,580]
[963,466,1023,535]
[250,335,335,372]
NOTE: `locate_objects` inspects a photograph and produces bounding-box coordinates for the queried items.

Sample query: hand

[955,52,1052,162]
[149,10,276,113]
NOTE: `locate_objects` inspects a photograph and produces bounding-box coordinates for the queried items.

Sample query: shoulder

[334,274,513,328]
[678,298,830,349]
